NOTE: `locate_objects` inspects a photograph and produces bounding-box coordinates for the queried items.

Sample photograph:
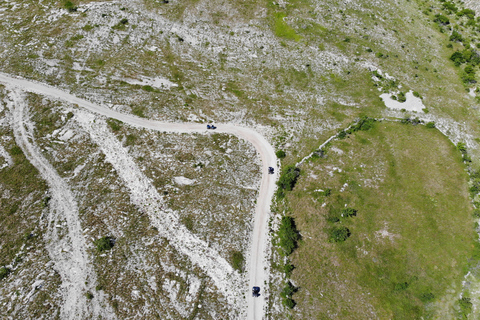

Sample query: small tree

[276,150,286,159]
[277,216,300,256]
[231,251,244,272]
[0,267,10,280]
[280,281,297,309]
[64,1,78,12]
[341,208,357,218]
[328,226,350,242]
[276,165,300,198]
[94,236,115,252]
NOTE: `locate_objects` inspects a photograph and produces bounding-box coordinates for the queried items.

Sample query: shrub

[120,18,129,25]
[277,216,300,256]
[0,267,10,280]
[326,212,340,223]
[283,297,296,309]
[457,9,476,19]
[125,134,137,146]
[456,142,467,154]
[42,196,51,208]
[341,207,357,217]
[458,297,472,317]
[412,91,421,98]
[64,1,78,12]
[434,14,450,25]
[276,150,286,159]
[9,146,23,156]
[450,30,464,43]
[394,282,409,291]
[231,251,244,272]
[284,262,295,278]
[442,1,458,13]
[401,117,423,125]
[94,236,115,252]
[327,226,350,242]
[142,85,154,92]
[85,291,94,299]
[276,166,300,198]
[106,118,123,131]
[337,130,347,139]
[473,209,480,218]
[347,116,376,133]
[397,91,407,102]
[420,292,435,302]
[426,122,436,128]
[280,281,297,308]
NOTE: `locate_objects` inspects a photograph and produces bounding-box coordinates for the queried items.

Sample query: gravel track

[6,89,115,320]
[0,73,276,319]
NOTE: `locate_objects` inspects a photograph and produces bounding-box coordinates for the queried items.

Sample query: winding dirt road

[0,73,276,319]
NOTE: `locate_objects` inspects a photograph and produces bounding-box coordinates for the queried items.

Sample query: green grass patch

[272,12,302,41]
[288,122,476,319]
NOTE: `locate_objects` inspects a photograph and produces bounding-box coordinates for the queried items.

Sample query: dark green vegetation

[93,236,115,252]
[275,216,300,257]
[0,267,10,280]
[276,165,300,199]
[231,251,244,272]
[287,122,476,319]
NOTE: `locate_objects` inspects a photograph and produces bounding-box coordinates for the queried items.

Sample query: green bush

[456,142,467,154]
[434,14,450,25]
[0,267,10,280]
[458,297,472,317]
[281,281,296,297]
[420,292,435,302]
[42,196,51,208]
[106,118,123,131]
[450,30,464,43]
[64,0,77,12]
[142,85,154,92]
[397,91,407,102]
[276,165,300,198]
[394,281,409,291]
[276,150,286,159]
[327,226,350,242]
[450,51,465,66]
[326,212,340,223]
[443,1,458,13]
[341,208,357,217]
[277,216,300,256]
[94,236,115,252]
[426,122,435,128]
[473,209,480,218]
[231,251,244,272]
[337,130,347,139]
[9,146,23,156]
[125,134,137,146]
[346,116,376,134]
[284,262,295,278]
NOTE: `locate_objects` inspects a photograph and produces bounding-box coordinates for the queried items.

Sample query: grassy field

[286,122,477,319]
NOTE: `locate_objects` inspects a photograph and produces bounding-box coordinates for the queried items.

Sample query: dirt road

[0,73,276,319]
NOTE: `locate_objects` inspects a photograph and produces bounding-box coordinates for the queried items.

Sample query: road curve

[0,73,276,319]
